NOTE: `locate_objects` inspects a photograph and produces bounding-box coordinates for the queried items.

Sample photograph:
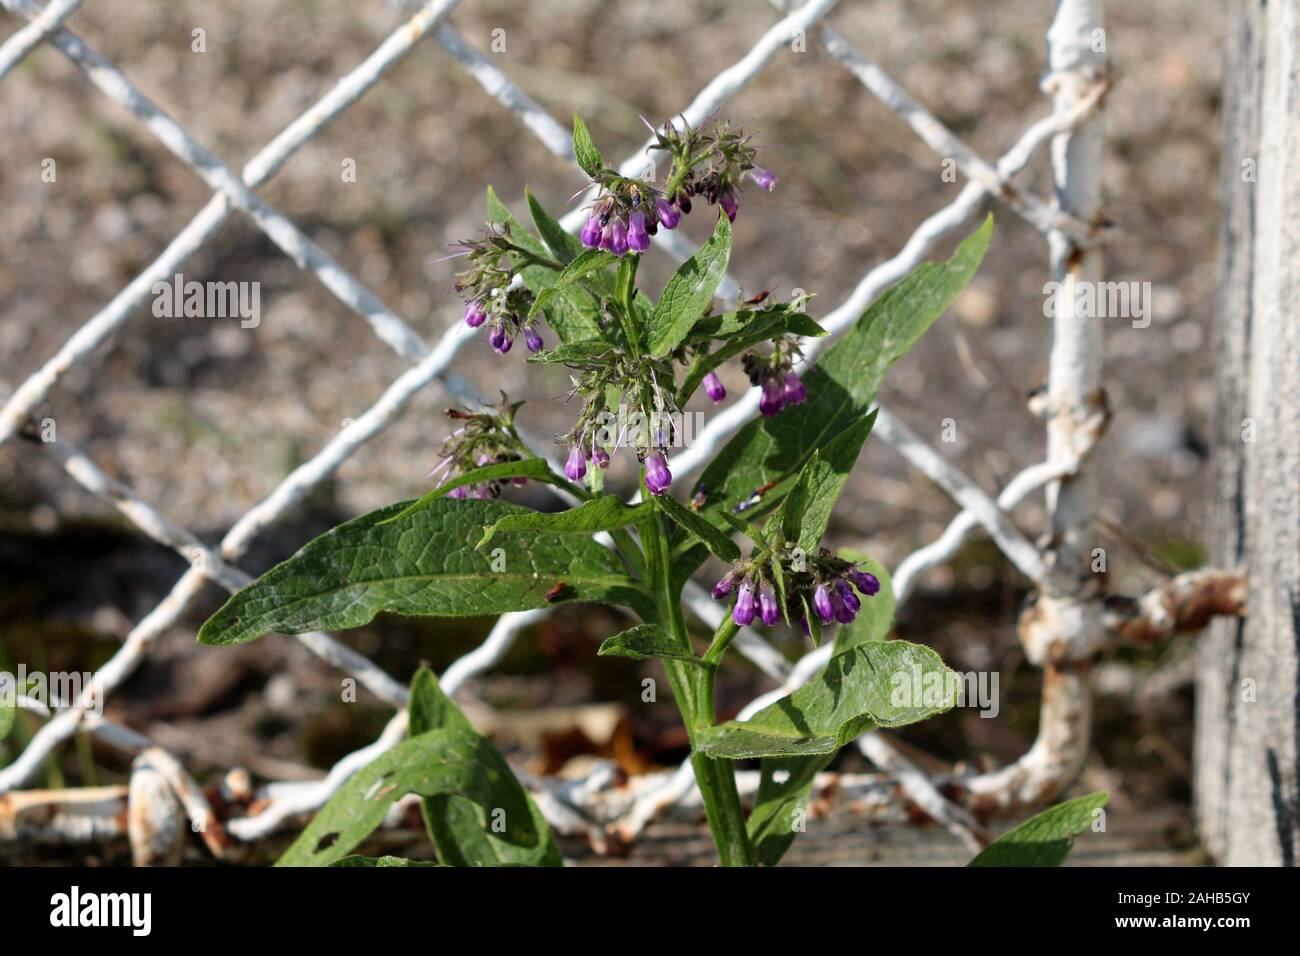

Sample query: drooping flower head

[641,116,776,225]
[427,396,530,500]
[710,545,882,638]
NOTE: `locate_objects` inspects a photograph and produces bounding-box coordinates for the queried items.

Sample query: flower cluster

[579,182,670,256]
[551,347,680,497]
[449,231,544,354]
[742,335,807,417]
[577,117,777,257]
[713,548,880,633]
[426,397,529,499]
[647,116,777,225]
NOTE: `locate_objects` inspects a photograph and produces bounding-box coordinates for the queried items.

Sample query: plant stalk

[645,509,754,866]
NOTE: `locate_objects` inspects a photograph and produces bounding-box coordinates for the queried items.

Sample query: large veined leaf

[968,792,1109,867]
[692,217,992,521]
[646,212,733,357]
[597,623,700,663]
[409,668,562,867]
[477,496,653,548]
[776,412,877,551]
[276,727,540,866]
[697,640,957,759]
[198,499,648,646]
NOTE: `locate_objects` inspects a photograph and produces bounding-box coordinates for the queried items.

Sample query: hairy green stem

[645,509,754,866]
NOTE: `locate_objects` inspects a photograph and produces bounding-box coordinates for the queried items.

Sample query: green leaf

[833,551,895,652]
[748,753,833,867]
[692,217,992,520]
[556,248,617,285]
[696,640,957,759]
[477,496,652,549]
[380,459,560,525]
[276,726,541,866]
[597,624,699,663]
[526,187,583,264]
[572,113,604,178]
[330,856,447,867]
[646,212,733,357]
[198,498,648,646]
[409,668,562,867]
[969,792,1110,867]
[656,494,740,562]
[678,307,826,404]
[775,411,877,551]
[526,340,621,365]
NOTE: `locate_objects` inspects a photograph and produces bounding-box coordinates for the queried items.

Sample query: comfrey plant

[199,115,997,868]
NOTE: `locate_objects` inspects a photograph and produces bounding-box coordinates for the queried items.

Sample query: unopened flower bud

[655,196,681,230]
[464,300,487,328]
[627,211,650,253]
[703,371,726,403]
[565,445,587,481]
[733,582,756,627]
[758,582,779,626]
[644,451,672,495]
[580,214,603,249]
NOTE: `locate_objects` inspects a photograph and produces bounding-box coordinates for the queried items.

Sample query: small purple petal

[524,325,544,353]
[851,570,881,597]
[759,379,786,417]
[719,189,739,222]
[464,301,487,328]
[610,219,629,256]
[448,485,468,499]
[703,371,726,403]
[598,224,614,251]
[833,590,856,625]
[712,575,735,600]
[758,582,779,626]
[627,211,650,253]
[749,167,778,191]
[812,584,834,623]
[592,446,610,469]
[835,579,861,615]
[564,445,587,482]
[655,196,680,230]
[733,583,756,627]
[782,372,807,406]
[580,214,603,249]
[643,451,672,496]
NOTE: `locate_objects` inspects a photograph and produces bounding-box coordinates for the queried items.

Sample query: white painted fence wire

[0,0,1127,859]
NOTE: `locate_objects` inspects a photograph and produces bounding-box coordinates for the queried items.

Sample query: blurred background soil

[0,0,1222,864]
